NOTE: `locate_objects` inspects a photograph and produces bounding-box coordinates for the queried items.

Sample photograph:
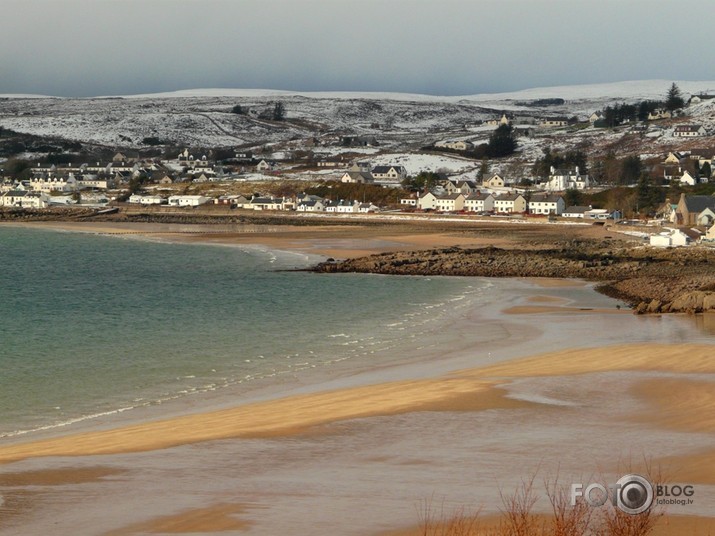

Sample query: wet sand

[1,221,714,534]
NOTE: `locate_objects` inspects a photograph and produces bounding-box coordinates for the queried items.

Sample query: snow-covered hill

[1,80,714,155]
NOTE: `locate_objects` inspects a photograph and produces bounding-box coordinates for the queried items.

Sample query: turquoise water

[0,227,479,437]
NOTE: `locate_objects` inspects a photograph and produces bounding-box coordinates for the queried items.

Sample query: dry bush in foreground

[418,468,666,536]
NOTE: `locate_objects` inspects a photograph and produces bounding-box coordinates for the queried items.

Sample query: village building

[128,194,165,205]
[528,194,565,215]
[463,192,495,213]
[434,140,474,151]
[340,171,374,184]
[167,195,211,207]
[433,193,465,212]
[444,179,479,195]
[493,193,526,214]
[562,206,591,219]
[0,190,50,208]
[544,166,590,191]
[483,174,506,188]
[675,194,715,225]
[673,125,707,138]
[371,165,407,182]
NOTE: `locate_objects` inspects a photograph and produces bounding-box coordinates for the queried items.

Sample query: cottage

[493,193,526,214]
[296,200,325,212]
[417,192,438,211]
[541,117,569,127]
[371,165,407,182]
[256,160,277,172]
[650,229,693,247]
[358,202,379,213]
[674,125,707,138]
[167,195,210,207]
[648,109,672,120]
[562,206,590,219]
[483,174,505,188]
[675,193,715,225]
[435,140,474,151]
[697,207,715,226]
[249,197,284,211]
[340,171,374,184]
[589,112,604,123]
[444,179,478,195]
[679,170,699,186]
[128,194,164,205]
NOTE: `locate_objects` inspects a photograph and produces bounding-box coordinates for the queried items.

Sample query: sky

[2,0,713,98]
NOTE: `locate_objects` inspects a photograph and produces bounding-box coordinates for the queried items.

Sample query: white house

[167,195,210,207]
[128,194,164,205]
[340,171,374,184]
[433,193,465,212]
[248,197,285,211]
[545,166,590,191]
[483,174,505,188]
[296,200,325,212]
[417,192,438,210]
[541,117,569,127]
[697,207,715,226]
[444,180,479,195]
[650,229,692,247]
[0,190,50,208]
[358,202,379,213]
[256,159,277,172]
[435,140,474,151]
[673,125,707,138]
[679,170,699,186]
[648,109,672,120]
[494,193,526,214]
[371,165,407,182]
[528,194,565,215]
[589,111,604,123]
[464,193,495,213]
[29,175,78,193]
[400,197,417,207]
[563,205,590,218]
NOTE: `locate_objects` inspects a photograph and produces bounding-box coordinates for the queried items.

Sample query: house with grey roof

[528,194,565,215]
[675,193,715,225]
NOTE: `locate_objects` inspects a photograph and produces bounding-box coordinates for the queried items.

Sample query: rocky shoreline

[314,243,715,314]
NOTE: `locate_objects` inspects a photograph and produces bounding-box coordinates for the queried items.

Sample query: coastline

[1,220,715,535]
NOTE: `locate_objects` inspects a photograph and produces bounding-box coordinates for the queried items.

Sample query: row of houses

[409,190,616,219]
[127,193,380,213]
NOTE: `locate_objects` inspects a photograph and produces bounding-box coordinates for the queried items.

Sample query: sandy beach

[1,220,714,535]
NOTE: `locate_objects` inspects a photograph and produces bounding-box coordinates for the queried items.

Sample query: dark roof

[530,194,563,203]
[564,205,590,213]
[372,165,404,173]
[436,193,464,200]
[683,195,715,213]
[495,193,524,201]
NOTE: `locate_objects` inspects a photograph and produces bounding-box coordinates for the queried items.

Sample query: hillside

[2,80,715,172]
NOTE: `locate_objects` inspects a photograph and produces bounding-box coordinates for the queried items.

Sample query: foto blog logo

[570,474,695,515]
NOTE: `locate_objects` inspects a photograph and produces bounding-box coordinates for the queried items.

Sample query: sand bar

[2,343,714,466]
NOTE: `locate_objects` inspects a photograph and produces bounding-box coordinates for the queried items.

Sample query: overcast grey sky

[1,0,710,97]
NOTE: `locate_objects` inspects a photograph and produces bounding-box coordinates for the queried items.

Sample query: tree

[486,124,517,157]
[272,102,285,121]
[701,161,712,180]
[477,159,489,183]
[564,188,583,207]
[620,155,642,185]
[231,104,245,114]
[665,83,684,112]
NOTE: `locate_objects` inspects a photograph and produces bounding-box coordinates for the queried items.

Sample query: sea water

[0,226,484,438]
